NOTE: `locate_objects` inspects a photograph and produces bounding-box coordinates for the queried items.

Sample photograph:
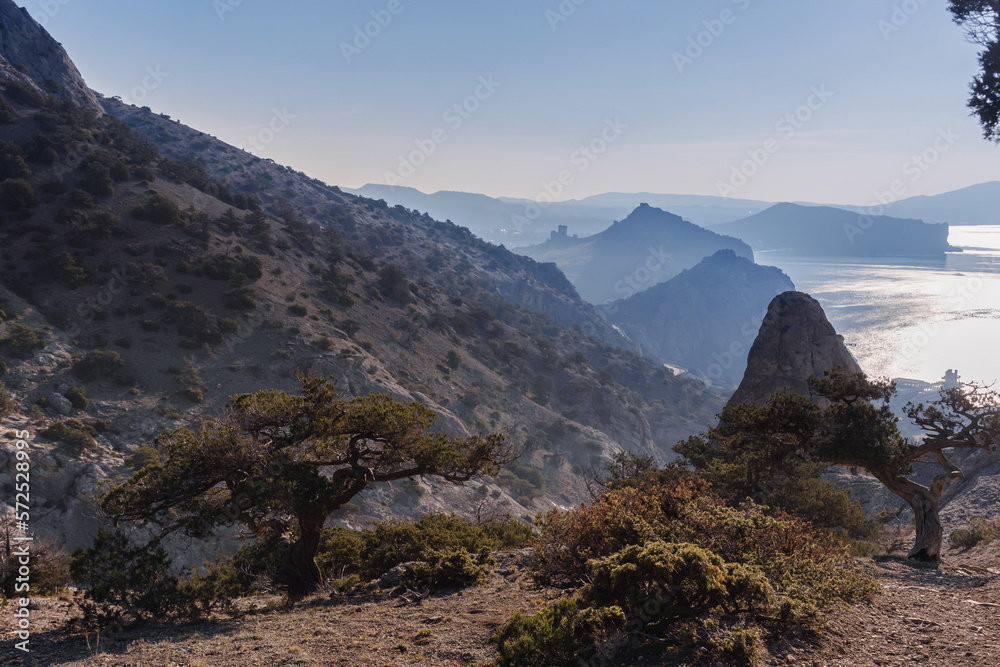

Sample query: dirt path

[807,547,1000,667]
[5,548,1000,666]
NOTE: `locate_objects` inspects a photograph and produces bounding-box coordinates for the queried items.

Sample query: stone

[727,291,863,409]
[48,392,73,415]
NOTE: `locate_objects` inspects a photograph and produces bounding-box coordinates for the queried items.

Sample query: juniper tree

[677,369,999,561]
[102,373,514,598]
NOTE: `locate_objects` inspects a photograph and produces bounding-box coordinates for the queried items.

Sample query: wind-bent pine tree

[101,373,515,598]
[678,369,999,561]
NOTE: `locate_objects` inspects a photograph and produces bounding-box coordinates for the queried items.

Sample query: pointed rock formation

[727,291,862,407]
[0,0,103,113]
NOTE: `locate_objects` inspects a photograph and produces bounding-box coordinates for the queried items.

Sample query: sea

[757,226,1000,387]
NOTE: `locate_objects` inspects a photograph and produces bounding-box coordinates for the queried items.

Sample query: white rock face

[0,0,103,113]
[727,291,863,408]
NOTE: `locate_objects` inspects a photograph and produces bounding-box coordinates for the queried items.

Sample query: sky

[24,0,999,205]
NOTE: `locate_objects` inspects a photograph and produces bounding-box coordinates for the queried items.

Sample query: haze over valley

[3,2,1000,665]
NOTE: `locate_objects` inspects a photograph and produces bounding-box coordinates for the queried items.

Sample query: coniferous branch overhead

[949,1,1000,141]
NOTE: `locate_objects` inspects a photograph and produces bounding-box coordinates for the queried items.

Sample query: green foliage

[497,462,545,504]
[288,304,308,317]
[70,188,94,208]
[72,349,134,385]
[675,371,900,538]
[224,287,257,310]
[100,375,513,598]
[445,350,462,370]
[0,93,17,123]
[1,323,46,359]
[48,251,88,288]
[79,160,115,197]
[585,541,774,616]
[3,81,46,108]
[199,253,263,283]
[65,385,88,410]
[949,517,1000,549]
[0,141,31,179]
[41,419,97,450]
[216,208,243,233]
[182,388,204,404]
[378,263,413,302]
[135,193,181,225]
[2,527,70,598]
[69,530,239,631]
[0,382,14,420]
[128,444,161,470]
[513,477,877,664]
[949,1,1000,141]
[316,513,532,584]
[492,599,625,667]
[402,547,489,588]
[0,178,35,211]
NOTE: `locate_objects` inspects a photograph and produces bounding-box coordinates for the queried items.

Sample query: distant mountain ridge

[518,203,755,305]
[607,250,795,389]
[346,184,773,246]
[348,182,999,252]
[717,202,957,257]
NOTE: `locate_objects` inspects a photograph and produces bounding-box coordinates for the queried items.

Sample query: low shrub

[497,478,878,665]
[1,323,45,359]
[65,385,88,410]
[492,599,625,667]
[0,382,14,420]
[2,527,70,598]
[0,178,35,211]
[40,419,97,450]
[72,349,134,385]
[402,547,489,588]
[949,517,1000,550]
[310,514,530,588]
[69,530,240,631]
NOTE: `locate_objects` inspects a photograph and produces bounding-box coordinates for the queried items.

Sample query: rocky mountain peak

[0,0,102,113]
[727,291,862,407]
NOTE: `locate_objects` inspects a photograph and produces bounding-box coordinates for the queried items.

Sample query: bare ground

[4,547,1000,667]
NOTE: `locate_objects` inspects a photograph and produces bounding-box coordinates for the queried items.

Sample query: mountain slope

[0,75,722,560]
[518,203,754,305]
[608,249,795,390]
[0,1,102,113]
[718,202,957,256]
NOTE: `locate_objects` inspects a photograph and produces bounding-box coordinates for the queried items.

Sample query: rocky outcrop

[0,0,102,113]
[608,250,794,389]
[727,291,862,407]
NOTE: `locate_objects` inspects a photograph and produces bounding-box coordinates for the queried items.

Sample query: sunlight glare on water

[757,226,1000,385]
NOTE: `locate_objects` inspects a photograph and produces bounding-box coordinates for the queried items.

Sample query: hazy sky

[25,0,998,205]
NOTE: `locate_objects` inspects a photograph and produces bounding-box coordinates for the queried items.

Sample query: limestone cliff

[0,0,102,113]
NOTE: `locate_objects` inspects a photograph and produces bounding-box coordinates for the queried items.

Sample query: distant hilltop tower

[943,369,960,390]
[550,225,577,240]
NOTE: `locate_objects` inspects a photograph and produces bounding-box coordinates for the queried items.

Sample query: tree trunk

[274,518,324,600]
[869,467,961,561]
